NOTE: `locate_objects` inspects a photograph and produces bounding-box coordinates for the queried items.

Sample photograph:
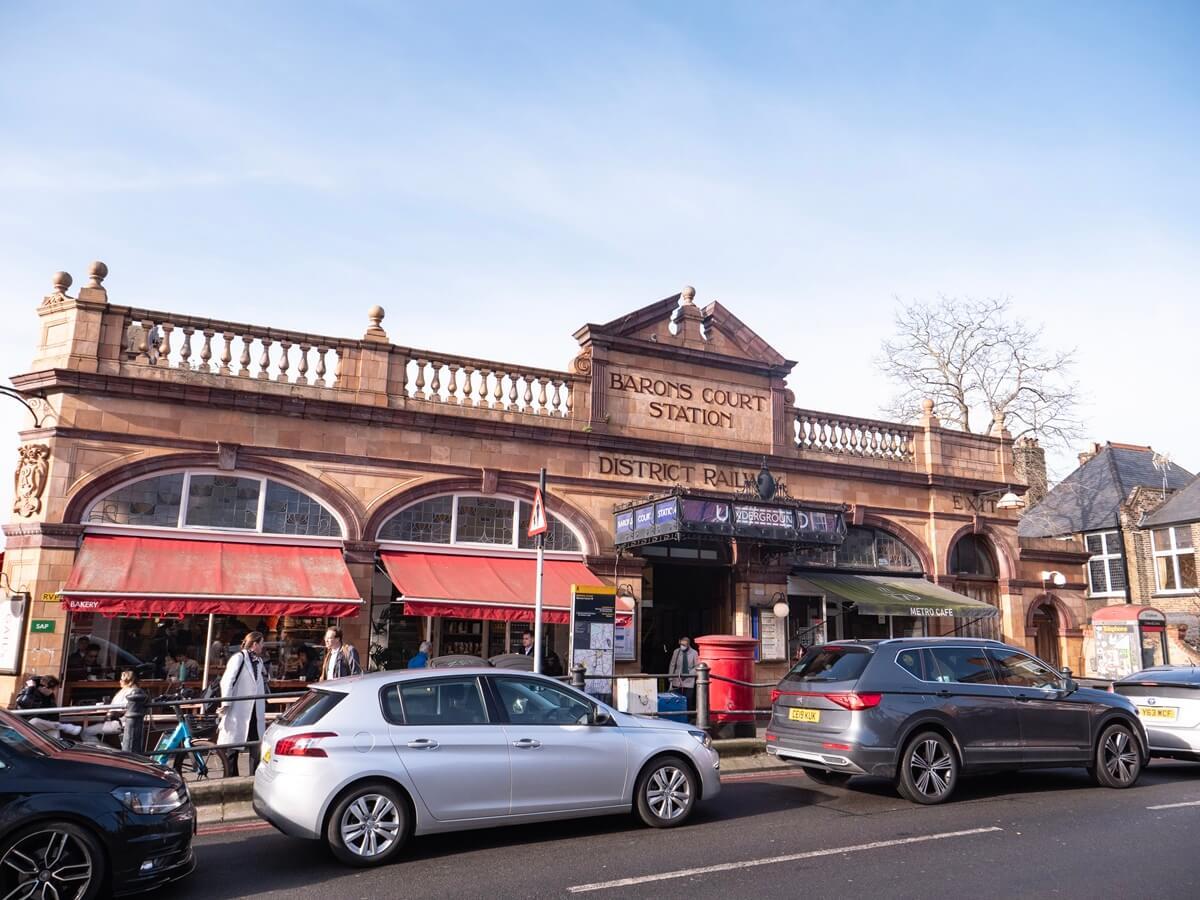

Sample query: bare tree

[877,296,1083,449]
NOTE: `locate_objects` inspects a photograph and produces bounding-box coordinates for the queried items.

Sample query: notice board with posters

[571,585,615,702]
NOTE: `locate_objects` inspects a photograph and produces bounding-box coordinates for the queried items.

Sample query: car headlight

[688,729,713,750]
[112,786,186,815]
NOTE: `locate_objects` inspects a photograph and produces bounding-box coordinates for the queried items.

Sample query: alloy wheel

[908,738,954,799]
[646,766,692,820]
[1,828,95,900]
[1102,730,1139,785]
[339,794,402,859]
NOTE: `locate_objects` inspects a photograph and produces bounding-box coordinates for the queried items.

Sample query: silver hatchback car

[1114,666,1200,761]
[253,668,720,866]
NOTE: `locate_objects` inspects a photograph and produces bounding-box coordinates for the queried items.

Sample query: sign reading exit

[30,620,56,634]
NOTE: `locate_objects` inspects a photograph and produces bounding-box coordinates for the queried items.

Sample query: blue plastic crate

[657,691,688,722]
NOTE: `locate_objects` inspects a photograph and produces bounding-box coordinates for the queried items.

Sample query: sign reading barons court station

[607,370,769,431]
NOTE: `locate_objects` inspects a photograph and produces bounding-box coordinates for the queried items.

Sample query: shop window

[455,497,516,545]
[378,494,583,553]
[85,471,343,537]
[85,473,184,527]
[792,526,921,572]
[949,535,996,577]
[1085,531,1126,597]
[1152,527,1198,593]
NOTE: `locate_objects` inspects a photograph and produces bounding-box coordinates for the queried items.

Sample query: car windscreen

[784,646,872,684]
[277,690,345,727]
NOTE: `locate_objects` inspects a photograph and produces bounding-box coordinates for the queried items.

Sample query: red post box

[696,634,758,735]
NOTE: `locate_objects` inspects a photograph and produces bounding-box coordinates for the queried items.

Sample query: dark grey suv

[765,638,1147,804]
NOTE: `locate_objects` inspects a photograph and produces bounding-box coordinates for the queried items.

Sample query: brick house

[5,264,1068,708]
[1019,442,1199,677]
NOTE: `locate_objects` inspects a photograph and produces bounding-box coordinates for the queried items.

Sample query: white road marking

[566,826,1004,893]
[1147,800,1200,810]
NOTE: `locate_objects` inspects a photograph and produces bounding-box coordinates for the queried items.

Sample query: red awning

[61,535,362,618]
[380,551,603,625]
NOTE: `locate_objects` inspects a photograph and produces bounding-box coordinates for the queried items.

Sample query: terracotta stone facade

[3,265,1059,703]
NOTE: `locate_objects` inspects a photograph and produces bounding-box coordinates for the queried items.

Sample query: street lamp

[771,592,790,620]
[976,486,1026,511]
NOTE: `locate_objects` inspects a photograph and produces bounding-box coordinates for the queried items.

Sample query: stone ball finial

[368,305,385,327]
[52,271,73,293]
[679,285,696,305]
[87,261,108,288]
[921,398,934,414]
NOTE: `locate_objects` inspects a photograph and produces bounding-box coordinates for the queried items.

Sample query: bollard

[695,662,710,731]
[571,663,586,691]
[121,687,148,755]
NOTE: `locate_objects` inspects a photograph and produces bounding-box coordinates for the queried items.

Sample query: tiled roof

[1018,444,1193,538]
[1142,474,1200,528]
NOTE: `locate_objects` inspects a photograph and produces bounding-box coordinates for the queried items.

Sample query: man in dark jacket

[320,627,363,680]
[16,676,81,739]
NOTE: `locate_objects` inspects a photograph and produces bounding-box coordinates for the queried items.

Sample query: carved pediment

[574,289,793,375]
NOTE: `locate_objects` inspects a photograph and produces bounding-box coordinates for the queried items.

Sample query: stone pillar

[342,541,381,668]
[30,265,111,375]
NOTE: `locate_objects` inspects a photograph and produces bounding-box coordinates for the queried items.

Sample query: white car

[1114,666,1200,761]
[253,668,720,866]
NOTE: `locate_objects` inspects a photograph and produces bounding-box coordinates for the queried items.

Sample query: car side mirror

[593,709,613,726]
[1060,667,1077,694]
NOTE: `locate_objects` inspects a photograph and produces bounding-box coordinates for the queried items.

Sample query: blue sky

[1,1,1197,516]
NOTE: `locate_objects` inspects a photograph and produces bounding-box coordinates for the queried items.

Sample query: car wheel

[325,783,409,867]
[801,767,852,787]
[897,731,958,805]
[0,821,105,900]
[1092,723,1142,789]
[635,756,698,828]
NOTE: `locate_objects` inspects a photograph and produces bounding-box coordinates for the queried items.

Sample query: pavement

[174,759,1200,899]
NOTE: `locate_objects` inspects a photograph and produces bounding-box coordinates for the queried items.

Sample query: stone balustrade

[792,408,914,462]
[399,355,575,418]
[120,308,349,387]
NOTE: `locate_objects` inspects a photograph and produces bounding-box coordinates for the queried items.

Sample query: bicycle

[151,691,226,779]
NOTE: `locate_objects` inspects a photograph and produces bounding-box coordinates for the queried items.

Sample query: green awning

[794,573,999,619]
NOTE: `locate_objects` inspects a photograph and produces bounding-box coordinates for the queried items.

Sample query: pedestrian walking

[321,627,363,680]
[407,641,431,669]
[217,632,268,777]
[668,636,700,721]
[81,670,138,744]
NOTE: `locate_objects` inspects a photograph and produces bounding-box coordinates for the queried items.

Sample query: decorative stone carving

[216,443,239,471]
[572,348,593,376]
[41,271,73,308]
[364,305,388,341]
[13,444,50,517]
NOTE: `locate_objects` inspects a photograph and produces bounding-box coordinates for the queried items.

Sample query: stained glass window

[184,475,261,529]
[262,481,341,537]
[518,501,582,552]
[378,496,454,543]
[86,473,184,527]
[454,497,515,545]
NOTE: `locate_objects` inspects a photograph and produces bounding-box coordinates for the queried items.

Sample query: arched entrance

[948,534,1000,639]
[1032,603,1061,667]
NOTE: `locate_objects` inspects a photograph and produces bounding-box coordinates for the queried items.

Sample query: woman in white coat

[217,631,267,776]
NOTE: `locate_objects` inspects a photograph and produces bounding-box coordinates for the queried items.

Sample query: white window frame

[81,468,347,541]
[1085,530,1125,598]
[1152,526,1198,595]
[378,492,585,557]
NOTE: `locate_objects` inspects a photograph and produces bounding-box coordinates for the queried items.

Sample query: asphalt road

[172,761,1200,899]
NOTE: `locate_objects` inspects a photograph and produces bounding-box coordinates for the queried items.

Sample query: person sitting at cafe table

[65,636,92,680]
[82,644,105,680]
[16,675,82,739]
[81,670,139,744]
[295,646,321,681]
[165,651,200,682]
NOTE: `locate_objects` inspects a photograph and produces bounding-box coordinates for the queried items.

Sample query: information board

[571,585,616,702]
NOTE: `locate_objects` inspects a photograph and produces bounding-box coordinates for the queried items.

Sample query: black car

[0,710,195,899]
[766,638,1149,804]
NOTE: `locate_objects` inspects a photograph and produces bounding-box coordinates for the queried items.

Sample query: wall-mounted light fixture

[1040,570,1067,588]
[771,591,790,619]
[976,486,1026,511]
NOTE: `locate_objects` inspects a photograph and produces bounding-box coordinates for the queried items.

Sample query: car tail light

[770,688,781,704]
[825,693,882,711]
[273,732,337,758]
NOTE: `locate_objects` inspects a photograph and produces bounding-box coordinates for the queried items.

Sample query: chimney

[1014,436,1048,506]
[1077,441,1103,468]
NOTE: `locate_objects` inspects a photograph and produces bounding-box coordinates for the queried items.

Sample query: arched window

[85,471,342,537]
[378,494,582,553]
[793,526,922,572]
[949,535,997,577]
